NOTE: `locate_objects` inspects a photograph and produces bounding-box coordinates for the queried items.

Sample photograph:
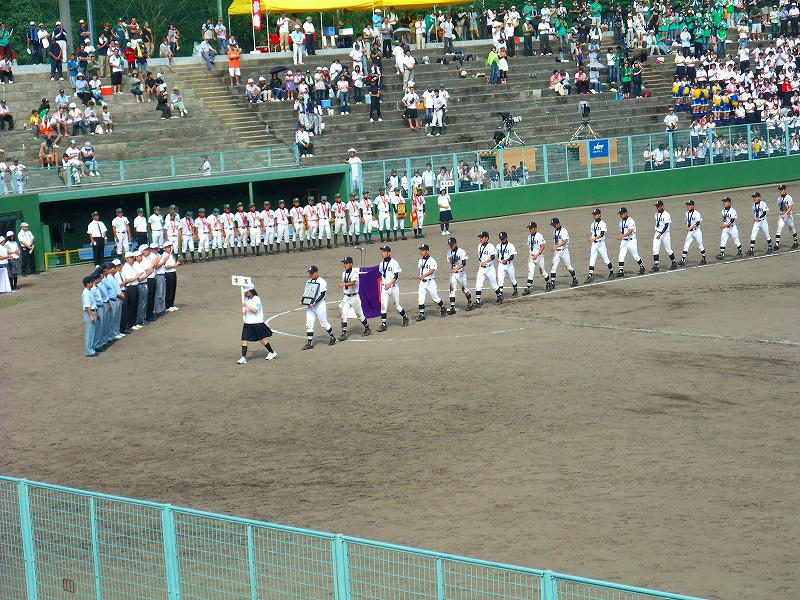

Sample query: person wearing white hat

[0,233,16,292]
[119,252,140,333]
[237,283,277,364]
[290,24,305,65]
[3,230,20,290]
[162,242,181,312]
[18,222,36,275]
[345,147,362,194]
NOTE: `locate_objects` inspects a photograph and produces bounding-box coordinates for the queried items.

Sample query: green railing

[12,146,299,193]
[358,122,798,195]
[0,476,705,600]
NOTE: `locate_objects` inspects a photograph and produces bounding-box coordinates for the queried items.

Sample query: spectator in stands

[199,38,216,71]
[0,54,13,84]
[28,110,41,136]
[53,21,68,63]
[589,67,601,93]
[130,72,144,103]
[67,53,80,88]
[160,38,174,71]
[267,73,284,101]
[487,46,499,85]
[78,45,90,76]
[303,17,317,56]
[156,87,172,119]
[368,76,382,121]
[102,105,114,133]
[97,27,110,76]
[291,25,304,65]
[69,103,88,135]
[245,78,261,103]
[215,19,228,53]
[296,124,313,157]
[134,40,148,73]
[109,48,124,94]
[85,102,100,133]
[277,12,290,51]
[143,23,155,57]
[40,115,58,145]
[88,75,103,104]
[27,22,42,65]
[52,106,69,138]
[76,73,93,105]
[202,18,215,45]
[337,75,350,114]
[80,142,100,177]
[167,24,180,56]
[0,99,14,131]
[228,43,241,86]
[498,47,509,84]
[442,15,456,54]
[575,67,589,94]
[49,41,64,81]
[171,87,189,117]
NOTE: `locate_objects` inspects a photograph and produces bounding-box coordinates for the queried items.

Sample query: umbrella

[392,27,411,39]
[270,65,290,74]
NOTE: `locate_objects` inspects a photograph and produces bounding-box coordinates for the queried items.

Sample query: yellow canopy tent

[228,0,438,15]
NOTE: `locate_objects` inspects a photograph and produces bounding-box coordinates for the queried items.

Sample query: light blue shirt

[82,287,96,310]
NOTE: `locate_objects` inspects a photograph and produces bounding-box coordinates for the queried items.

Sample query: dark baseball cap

[498,231,508,239]
[307,265,318,273]
[447,237,457,245]
[528,222,537,229]
[721,196,732,202]
[591,208,601,215]
[750,192,761,198]
[778,184,787,190]
[654,200,664,207]
[478,230,489,238]
[550,217,560,226]
[617,207,628,215]
[685,200,695,205]
[380,245,391,251]
[341,256,353,263]
[418,244,430,250]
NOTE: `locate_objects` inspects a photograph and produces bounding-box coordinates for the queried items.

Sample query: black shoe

[608,271,617,278]
[475,302,482,309]
[678,260,686,267]
[447,307,456,315]
[638,266,645,275]
[328,337,336,346]
[301,342,313,350]
[669,262,677,270]
[792,242,799,249]
[465,303,473,311]
[774,244,780,252]
[402,315,409,327]
[736,250,743,257]
[766,247,773,254]
[511,290,518,297]
[415,314,426,321]
[522,288,531,295]
[440,306,447,316]
[746,249,754,256]
[570,278,578,287]
[584,275,593,283]
[377,323,387,332]
[363,326,371,336]
[338,333,348,341]
[617,271,624,278]
[700,257,707,264]
[496,296,503,304]
[716,253,724,260]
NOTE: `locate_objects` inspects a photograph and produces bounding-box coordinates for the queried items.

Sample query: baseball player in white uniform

[377,245,409,331]
[446,236,473,312]
[260,201,275,254]
[375,188,393,242]
[194,208,211,261]
[585,209,615,283]
[274,200,291,252]
[304,197,319,250]
[247,204,263,255]
[220,204,236,257]
[164,212,181,258]
[747,192,773,255]
[148,207,165,248]
[717,196,743,260]
[234,203,248,256]
[301,265,337,349]
[475,231,503,306]
[346,193,361,246]
[679,200,707,266]
[774,183,798,250]
[290,198,308,252]
[360,191,375,244]
[316,195,333,249]
[523,222,551,293]
[133,208,149,248]
[111,208,131,256]
[180,211,195,262]
[391,189,407,241]
[337,256,371,340]
[416,244,447,320]
[332,194,348,247]
[652,200,677,271]
[496,231,519,297]
[208,208,223,259]
[549,218,579,289]
[412,191,426,238]
[615,207,646,277]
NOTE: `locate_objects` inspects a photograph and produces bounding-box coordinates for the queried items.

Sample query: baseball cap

[116,207,123,213]
[591,209,601,215]
[153,205,160,211]
[478,230,489,238]
[654,200,664,207]
[307,265,318,273]
[341,256,354,263]
[498,231,508,239]
[550,217,560,226]
[751,192,761,198]
[223,204,231,209]
[213,208,220,213]
[686,200,696,205]
[617,207,628,214]
[778,183,787,190]
[242,283,254,293]
[447,237,457,245]
[419,244,430,250]
[721,196,732,202]
[91,211,99,216]
[293,198,300,203]
[112,259,121,266]
[528,222,537,229]
[380,245,391,251]
[21,222,29,227]
[198,208,206,213]
[149,243,158,249]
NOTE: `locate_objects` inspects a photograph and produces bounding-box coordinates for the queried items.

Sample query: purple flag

[358,266,382,319]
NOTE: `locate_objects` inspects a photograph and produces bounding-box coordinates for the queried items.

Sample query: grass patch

[0,295,29,309]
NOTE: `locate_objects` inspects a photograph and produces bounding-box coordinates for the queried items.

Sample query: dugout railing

[0,476,706,600]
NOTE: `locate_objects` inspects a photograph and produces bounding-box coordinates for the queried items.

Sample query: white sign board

[231,275,252,287]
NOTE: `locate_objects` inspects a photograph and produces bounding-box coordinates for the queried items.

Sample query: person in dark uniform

[87,211,107,267]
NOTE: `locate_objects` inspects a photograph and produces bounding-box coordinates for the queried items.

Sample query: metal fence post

[541,570,555,600]
[246,524,258,600]
[119,161,125,182]
[220,152,225,173]
[332,535,350,600]
[499,148,505,187]
[170,157,176,179]
[627,136,633,174]
[267,148,273,169]
[436,557,445,600]
[17,479,39,600]
[542,145,548,183]
[585,140,592,179]
[161,506,181,600]
[90,497,103,600]
[785,124,790,157]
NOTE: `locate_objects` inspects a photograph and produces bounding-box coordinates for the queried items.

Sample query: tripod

[569,118,599,142]
[493,126,525,148]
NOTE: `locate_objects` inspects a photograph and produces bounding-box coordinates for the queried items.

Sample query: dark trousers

[370,98,381,119]
[124,286,138,331]
[21,248,36,274]
[29,42,42,64]
[146,278,156,319]
[136,232,148,247]
[165,272,177,308]
[50,58,63,78]
[0,114,14,131]
[92,237,105,266]
[306,33,316,54]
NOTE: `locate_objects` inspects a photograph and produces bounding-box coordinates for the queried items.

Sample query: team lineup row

[262,186,797,360]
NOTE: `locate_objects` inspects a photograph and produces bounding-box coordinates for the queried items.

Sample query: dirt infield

[1,185,799,600]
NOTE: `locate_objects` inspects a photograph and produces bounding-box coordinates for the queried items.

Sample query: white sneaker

[131,325,142,330]
[172,306,179,311]
[265,352,278,360]
[370,118,374,122]
[236,356,247,364]
[114,334,124,340]
[378,118,383,122]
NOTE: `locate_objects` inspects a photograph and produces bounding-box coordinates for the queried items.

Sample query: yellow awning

[229,0,438,16]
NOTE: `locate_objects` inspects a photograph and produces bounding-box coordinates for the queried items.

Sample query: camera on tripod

[578,101,590,124]
[498,112,523,131]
